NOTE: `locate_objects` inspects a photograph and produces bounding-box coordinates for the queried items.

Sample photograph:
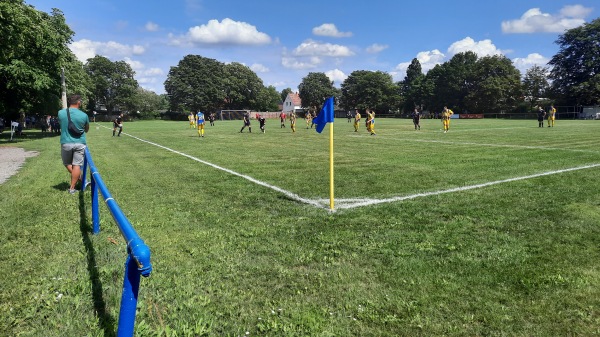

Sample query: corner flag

[313,97,335,133]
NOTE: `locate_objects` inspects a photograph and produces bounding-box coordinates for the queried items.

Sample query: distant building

[282,92,303,113]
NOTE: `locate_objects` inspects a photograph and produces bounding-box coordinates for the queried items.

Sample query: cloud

[366,43,389,54]
[281,56,321,70]
[312,23,353,38]
[512,53,550,75]
[185,18,271,45]
[325,69,347,84]
[250,63,269,73]
[292,39,354,57]
[394,49,445,80]
[447,37,503,57]
[69,39,145,62]
[145,21,159,32]
[501,5,592,33]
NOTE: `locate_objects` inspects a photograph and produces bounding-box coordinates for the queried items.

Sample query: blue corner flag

[313,97,335,133]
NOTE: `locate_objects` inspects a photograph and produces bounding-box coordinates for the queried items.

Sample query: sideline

[103,127,600,211]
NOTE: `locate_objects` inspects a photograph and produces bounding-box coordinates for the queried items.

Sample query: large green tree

[0,2,75,120]
[426,51,478,112]
[164,55,226,113]
[84,55,138,114]
[340,70,400,113]
[465,55,522,114]
[522,65,550,109]
[401,58,426,112]
[254,85,281,111]
[223,62,264,110]
[298,72,338,114]
[549,17,600,106]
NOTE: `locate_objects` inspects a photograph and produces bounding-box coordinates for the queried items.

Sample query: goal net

[220,110,250,120]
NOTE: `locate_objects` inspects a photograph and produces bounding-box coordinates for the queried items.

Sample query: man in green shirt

[58,94,90,194]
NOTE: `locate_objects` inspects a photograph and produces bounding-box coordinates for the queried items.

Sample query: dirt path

[0,147,39,184]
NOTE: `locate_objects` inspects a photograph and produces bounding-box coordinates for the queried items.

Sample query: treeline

[2,0,599,122]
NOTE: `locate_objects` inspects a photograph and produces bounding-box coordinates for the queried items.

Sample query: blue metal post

[91,176,100,234]
[81,154,88,192]
[116,255,141,337]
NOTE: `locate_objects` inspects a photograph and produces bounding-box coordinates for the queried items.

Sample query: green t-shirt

[58,108,90,144]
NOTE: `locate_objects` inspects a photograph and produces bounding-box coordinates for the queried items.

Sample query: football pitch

[1,118,600,336]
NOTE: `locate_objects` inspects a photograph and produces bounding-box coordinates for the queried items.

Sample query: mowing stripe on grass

[110,129,327,209]
[350,135,600,154]
[319,163,600,209]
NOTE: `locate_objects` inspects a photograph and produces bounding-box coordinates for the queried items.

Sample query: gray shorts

[61,143,87,166]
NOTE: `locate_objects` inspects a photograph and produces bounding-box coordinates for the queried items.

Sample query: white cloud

[325,69,347,84]
[448,37,503,57]
[512,53,550,75]
[501,5,592,33]
[312,23,353,38]
[145,21,159,32]
[292,39,354,57]
[186,18,271,45]
[366,43,389,54]
[281,56,320,70]
[250,63,269,73]
[123,57,144,72]
[69,39,145,62]
[394,49,445,81]
[143,67,165,76]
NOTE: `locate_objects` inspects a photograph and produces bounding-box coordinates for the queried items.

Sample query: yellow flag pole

[329,122,334,210]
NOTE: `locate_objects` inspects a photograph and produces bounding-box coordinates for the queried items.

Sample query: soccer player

[537,107,546,128]
[412,107,421,130]
[353,109,361,132]
[196,111,205,137]
[289,112,296,132]
[547,105,556,127]
[188,112,195,128]
[208,113,216,126]
[441,106,454,133]
[258,114,266,133]
[240,111,251,133]
[112,114,123,137]
[366,109,376,135]
[305,111,313,129]
[279,111,286,128]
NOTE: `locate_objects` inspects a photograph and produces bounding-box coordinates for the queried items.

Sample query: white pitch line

[105,128,327,209]
[99,126,599,211]
[319,163,600,209]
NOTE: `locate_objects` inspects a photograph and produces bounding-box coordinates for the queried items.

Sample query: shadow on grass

[0,131,60,143]
[78,192,117,337]
[53,182,71,191]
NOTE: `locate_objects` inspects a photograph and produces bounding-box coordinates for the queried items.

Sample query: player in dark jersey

[113,114,123,136]
[258,114,266,133]
[240,111,251,133]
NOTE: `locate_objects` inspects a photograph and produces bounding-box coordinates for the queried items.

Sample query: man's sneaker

[68,188,76,194]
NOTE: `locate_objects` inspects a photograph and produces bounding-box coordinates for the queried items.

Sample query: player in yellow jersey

[441,106,454,133]
[305,111,313,129]
[289,112,296,132]
[188,112,195,128]
[366,109,376,135]
[547,105,556,127]
[196,112,205,137]
[353,109,361,132]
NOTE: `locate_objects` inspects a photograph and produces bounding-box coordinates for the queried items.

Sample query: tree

[254,85,281,111]
[549,17,600,106]
[223,62,264,110]
[427,51,478,112]
[464,55,522,114]
[298,72,338,113]
[130,87,167,119]
[84,55,138,114]
[401,58,426,112]
[164,55,226,113]
[339,70,400,113]
[0,2,76,120]
[280,87,293,103]
[522,65,550,109]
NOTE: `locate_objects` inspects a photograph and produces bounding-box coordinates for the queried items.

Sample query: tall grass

[1,118,599,336]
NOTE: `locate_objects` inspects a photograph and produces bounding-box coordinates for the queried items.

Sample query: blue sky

[27,0,597,95]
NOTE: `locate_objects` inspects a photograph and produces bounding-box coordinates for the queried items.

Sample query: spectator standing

[58,94,90,194]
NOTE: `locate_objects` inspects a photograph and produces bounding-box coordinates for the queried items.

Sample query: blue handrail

[82,147,152,337]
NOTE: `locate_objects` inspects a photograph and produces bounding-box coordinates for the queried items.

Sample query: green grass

[1,118,600,336]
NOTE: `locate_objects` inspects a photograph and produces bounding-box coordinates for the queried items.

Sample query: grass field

[1,117,600,336]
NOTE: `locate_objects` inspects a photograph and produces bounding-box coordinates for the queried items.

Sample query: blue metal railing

[82,147,152,337]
